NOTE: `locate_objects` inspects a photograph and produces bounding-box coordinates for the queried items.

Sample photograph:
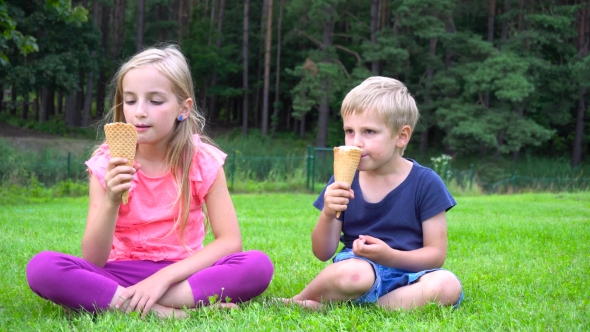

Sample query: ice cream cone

[333,146,362,218]
[104,122,137,205]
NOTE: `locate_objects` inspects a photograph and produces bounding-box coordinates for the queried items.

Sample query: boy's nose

[352,135,363,148]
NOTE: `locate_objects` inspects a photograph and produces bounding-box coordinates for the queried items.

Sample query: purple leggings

[26,250,273,312]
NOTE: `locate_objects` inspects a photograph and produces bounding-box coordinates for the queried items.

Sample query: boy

[285,76,463,310]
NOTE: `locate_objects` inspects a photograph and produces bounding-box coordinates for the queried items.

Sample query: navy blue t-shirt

[313,159,456,252]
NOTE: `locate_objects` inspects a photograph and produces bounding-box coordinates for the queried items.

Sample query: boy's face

[343,110,401,173]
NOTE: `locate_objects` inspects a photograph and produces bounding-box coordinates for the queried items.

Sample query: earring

[177,115,184,122]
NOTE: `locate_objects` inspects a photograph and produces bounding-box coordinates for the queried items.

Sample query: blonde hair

[341,76,419,154]
[98,44,210,249]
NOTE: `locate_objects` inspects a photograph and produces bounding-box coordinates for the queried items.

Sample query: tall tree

[572,0,589,167]
[261,0,273,135]
[112,0,125,60]
[242,0,250,136]
[316,4,334,148]
[209,0,226,124]
[370,0,380,74]
[271,0,285,136]
[137,0,145,52]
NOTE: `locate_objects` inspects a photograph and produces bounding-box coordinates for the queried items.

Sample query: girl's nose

[134,100,147,118]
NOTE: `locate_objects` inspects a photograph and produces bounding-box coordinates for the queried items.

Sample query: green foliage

[0,0,38,65]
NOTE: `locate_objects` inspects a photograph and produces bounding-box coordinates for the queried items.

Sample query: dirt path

[0,123,96,156]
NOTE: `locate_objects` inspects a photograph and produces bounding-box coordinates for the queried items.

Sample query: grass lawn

[0,192,588,331]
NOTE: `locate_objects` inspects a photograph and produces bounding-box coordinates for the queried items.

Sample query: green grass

[0,193,589,330]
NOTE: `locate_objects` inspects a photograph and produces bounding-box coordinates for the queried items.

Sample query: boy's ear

[396,125,412,147]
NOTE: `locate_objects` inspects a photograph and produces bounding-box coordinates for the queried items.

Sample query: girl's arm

[352,211,448,271]
[82,157,136,267]
[311,181,351,261]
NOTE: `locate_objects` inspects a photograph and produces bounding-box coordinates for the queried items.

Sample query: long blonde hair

[99,44,211,248]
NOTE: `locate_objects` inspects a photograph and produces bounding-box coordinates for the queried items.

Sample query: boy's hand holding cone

[333,146,362,218]
[104,123,137,205]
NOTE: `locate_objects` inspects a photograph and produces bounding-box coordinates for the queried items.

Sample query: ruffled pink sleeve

[190,135,227,204]
[85,144,111,188]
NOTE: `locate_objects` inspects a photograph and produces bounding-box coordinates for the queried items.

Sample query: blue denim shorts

[333,248,464,308]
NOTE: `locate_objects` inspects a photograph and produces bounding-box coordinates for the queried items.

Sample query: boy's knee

[423,271,462,304]
[332,259,374,294]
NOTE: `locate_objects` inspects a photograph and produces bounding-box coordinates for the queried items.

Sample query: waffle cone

[333,146,361,218]
[104,122,137,205]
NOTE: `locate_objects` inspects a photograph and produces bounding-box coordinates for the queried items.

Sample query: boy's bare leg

[284,259,375,310]
[377,270,462,310]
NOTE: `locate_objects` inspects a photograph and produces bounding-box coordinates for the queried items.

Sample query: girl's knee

[26,251,74,291]
[241,250,274,281]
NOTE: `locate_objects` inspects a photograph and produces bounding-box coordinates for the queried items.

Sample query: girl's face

[121,65,190,147]
[343,110,401,174]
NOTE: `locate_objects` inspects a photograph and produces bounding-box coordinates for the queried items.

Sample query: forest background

[0,0,589,193]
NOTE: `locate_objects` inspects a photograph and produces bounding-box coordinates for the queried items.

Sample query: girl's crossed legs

[26,251,273,318]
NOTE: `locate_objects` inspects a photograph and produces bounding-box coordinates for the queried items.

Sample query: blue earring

[177,115,184,122]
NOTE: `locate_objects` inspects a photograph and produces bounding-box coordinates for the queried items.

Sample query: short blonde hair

[341,76,419,134]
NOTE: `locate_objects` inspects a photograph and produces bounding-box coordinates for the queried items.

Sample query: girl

[26,45,274,318]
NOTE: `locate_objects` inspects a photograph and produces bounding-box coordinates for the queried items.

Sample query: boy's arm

[311,210,343,261]
[352,211,448,271]
[311,181,352,261]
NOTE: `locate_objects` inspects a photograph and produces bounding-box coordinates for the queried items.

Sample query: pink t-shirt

[85,135,226,262]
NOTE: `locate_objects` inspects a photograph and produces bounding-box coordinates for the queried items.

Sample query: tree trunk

[82,72,94,127]
[112,0,126,60]
[178,0,185,44]
[270,0,284,137]
[208,0,217,45]
[47,89,55,116]
[75,88,84,127]
[65,92,77,127]
[254,0,269,130]
[137,0,145,52]
[22,92,29,120]
[40,88,48,123]
[0,84,3,113]
[501,0,510,43]
[299,112,306,139]
[316,5,334,148]
[96,2,110,119]
[208,0,226,125]
[572,1,588,167]
[487,0,495,43]
[370,0,380,74]
[261,0,274,135]
[34,90,39,121]
[242,0,250,136]
[10,86,16,116]
[57,91,63,115]
[571,88,586,167]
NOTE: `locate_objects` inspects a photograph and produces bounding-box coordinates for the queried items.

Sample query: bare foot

[208,302,238,310]
[150,303,192,319]
[280,297,323,311]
